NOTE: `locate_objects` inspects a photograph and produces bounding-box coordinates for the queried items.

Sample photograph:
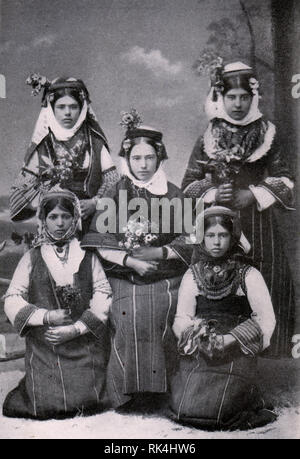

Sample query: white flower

[145,234,153,243]
[135,229,143,237]
[189,234,197,244]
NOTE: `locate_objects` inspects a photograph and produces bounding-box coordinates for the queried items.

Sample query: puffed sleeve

[4,251,48,336]
[10,150,41,221]
[181,134,216,200]
[229,267,276,355]
[172,268,199,339]
[249,123,295,211]
[94,146,119,202]
[76,253,112,338]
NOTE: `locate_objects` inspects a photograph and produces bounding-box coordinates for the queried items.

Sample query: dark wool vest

[32,124,105,199]
[28,247,93,321]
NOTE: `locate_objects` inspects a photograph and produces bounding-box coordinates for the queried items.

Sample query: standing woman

[182,61,295,356]
[10,75,118,230]
[169,206,277,430]
[81,111,193,410]
[3,188,112,420]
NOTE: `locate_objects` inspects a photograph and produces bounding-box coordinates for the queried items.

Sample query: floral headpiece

[119,108,167,160]
[33,186,82,247]
[26,74,90,106]
[120,108,143,131]
[195,55,260,99]
[193,51,224,100]
[26,73,51,97]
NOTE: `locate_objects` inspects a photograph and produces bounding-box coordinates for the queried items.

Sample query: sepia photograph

[0,0,299,441]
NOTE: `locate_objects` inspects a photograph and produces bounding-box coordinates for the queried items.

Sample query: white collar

[204,88,263,126]
[41,238,85,286]
[120,158,168,195]
[31,100,88,145]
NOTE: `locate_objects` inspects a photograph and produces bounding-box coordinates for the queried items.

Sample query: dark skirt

[240,205,294,357]
[3,332,110,420]
[169,349,277,430]
[169,295,277,430]
[106,276,180,408]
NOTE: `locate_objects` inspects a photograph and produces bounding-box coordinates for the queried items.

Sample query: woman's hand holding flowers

[80,199,96,219]
[179,319,237,360]
[44,309,73,326]
[131,246,163,261]
[216,183,234,204]
[44,325,79,346]
[232,189,256,209]
[125,257,159,277]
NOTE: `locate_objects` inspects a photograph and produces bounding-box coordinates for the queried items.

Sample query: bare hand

[216,183,234,204]
[232,189,255,209]
[131,247,163,261]
[80,199,96,220]
[47,309,73,326]
[44,325,78,346]
[126,258,159,277]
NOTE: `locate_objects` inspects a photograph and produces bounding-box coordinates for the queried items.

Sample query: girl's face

[53,95,81,129]
[45,205,73,238]
[129,143,158,182]
[204,223,231,258]
[223,88,252,120]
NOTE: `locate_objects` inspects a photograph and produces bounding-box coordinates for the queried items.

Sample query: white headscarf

[204,87,262,126]
[120,158,168,195]
[204,61,263,126]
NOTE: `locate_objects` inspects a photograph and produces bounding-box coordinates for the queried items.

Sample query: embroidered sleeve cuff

[229,318,263,356]
[249,185,276,211]
[74,320,88,335]
[14,303,39,337]
[79,310,108,339]
[257,177,295,210]
[183,178,214,199]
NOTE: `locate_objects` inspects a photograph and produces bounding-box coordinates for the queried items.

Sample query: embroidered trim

[203,120,276,163]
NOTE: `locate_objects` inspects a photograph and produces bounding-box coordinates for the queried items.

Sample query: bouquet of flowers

[118,217,159,251]
[198,145,245,185]
[55,285,82,315]
[178,317,224,360]
[38,150,82,188]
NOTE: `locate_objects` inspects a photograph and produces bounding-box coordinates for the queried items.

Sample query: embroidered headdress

[200,60,262,126]
[191,206,251,264]
[33,186,82,247]
[25,74,108,145]
[117,109,168,195]
[118,108,168,160]
[190,206,251,300]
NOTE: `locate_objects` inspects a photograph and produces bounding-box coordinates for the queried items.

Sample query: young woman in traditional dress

[169,206,277,430]
[10,76,118,231]
[81,111,193,411]
[3,188,112,419]
[181,61,295,356]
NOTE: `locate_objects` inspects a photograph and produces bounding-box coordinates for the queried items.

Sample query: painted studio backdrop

[0,0,299,438]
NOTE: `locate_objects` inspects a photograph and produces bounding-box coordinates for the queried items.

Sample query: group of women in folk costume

[3,62,295,429]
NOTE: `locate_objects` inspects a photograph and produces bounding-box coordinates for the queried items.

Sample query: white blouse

[4,239,112,333]
[173,266,276,351]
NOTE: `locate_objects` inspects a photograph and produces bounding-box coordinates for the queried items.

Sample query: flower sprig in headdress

[26,73,51,96]
[193,51,224,98]
[249,77,260,96]
[120,108,143,131]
